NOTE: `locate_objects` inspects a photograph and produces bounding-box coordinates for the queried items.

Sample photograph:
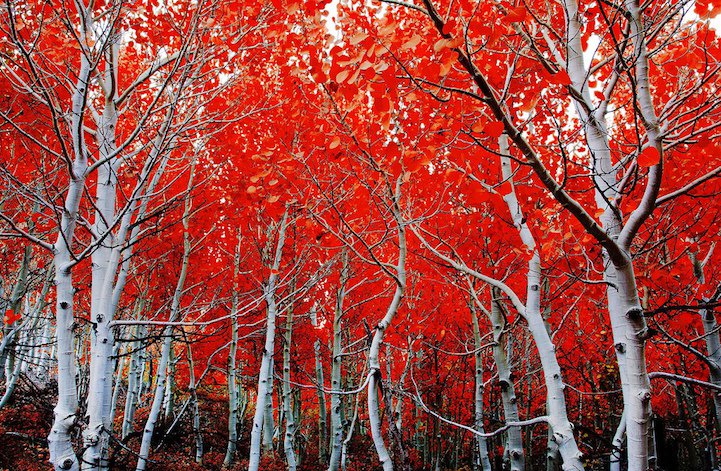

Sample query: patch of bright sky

[324,0,342,41]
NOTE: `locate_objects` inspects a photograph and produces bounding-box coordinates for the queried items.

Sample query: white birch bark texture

[263,357,276,452]
[489,290,524,471]
[0,248,32,408]
[122,321,145,440]
[499,135,584,470]
[185,335,204,463]
[224,234,243,467]
[282,277,298,471]
[368,178,407,471]
[470,304,492,471]
[703,300,721,427]
[690,248,721,430]
[328,250,350,471]
[316,339,328,464]
[560,0,659,467]
[135,172,195,471]
[248,208,290,471]
[47,4,94,464]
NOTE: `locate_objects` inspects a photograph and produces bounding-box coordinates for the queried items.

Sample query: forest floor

[0,378,377,471]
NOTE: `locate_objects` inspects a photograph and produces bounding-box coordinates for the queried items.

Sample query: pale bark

[263,358,276,452]
[248,209,290,471]
[282,278,298,471]
[329,250,350,471]
[223,236,242,467]
[470,304,492,471]
[489,290,524,471]
[561,0,657,467]
[0,346,21,409]
[0,248,32,407]
[316,339,328,464]
[122,322,144,440]
[48,22,93,463]
[691,250,721,436]
[609,410,626,471]
[185,337,203,463]
[341,367,364,471]
[163,347,176,421]
[135,176,194,471]
[703,305,721,427]
[37,312,54,384]
[105,345,123,429]
[499,135,584,470]
[367,178,407,471]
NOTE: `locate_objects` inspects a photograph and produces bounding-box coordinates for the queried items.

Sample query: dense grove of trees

[1,0,721,470]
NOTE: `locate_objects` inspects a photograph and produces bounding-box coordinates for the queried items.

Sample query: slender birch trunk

[185,336,203,463]
[263,357,276,452]
[48,15,93,462]
[470,304,492,471]
[498,135,584,469]
[560,0,659,467]
[315,339,328,464]
[282,277,298,470]
[691,249,721,432]
[341,366,365,471]
[109,352,125,427]
[0,248,32,407]
[328,250,349,471]
[224,235,242,467]
[122,322,144,440]
[163,347,176,421]
[248,209,290,471]
[703,305,721,427]
[135,174,194,471]
[37,312,53,384]
[368,178,407,471]
[489,290,524,471]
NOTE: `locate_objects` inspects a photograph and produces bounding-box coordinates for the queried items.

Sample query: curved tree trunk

[367,179,407,471]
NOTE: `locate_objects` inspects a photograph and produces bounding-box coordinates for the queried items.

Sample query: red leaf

[485,122,505,138]
[506,6,527,23]
[553,71,572,86]
[442,19,457,36]
[4,309,20,324]
[498,180,513,196]
[638,146,661,167]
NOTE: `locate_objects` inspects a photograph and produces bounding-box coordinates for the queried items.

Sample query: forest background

[2,0,721,470]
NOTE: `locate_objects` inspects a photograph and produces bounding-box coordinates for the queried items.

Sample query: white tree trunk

[48,32,92,463]
[108,350,125,427]
[561,0,658,467]
[489,290,524,471]
[135,181,194,471]
[499,135,584,470]
[367,179,407,471]
[328,251,349,471]
[185,338,203,463]
[341,368,364,471]
[122,322,144,440]
[282,293,297,470]
[316,339,329,464]
[703,305,721,426]
[248,209,289,471]
[470,305,492,471]
[223,240,241,467]
[163,347,176,420]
